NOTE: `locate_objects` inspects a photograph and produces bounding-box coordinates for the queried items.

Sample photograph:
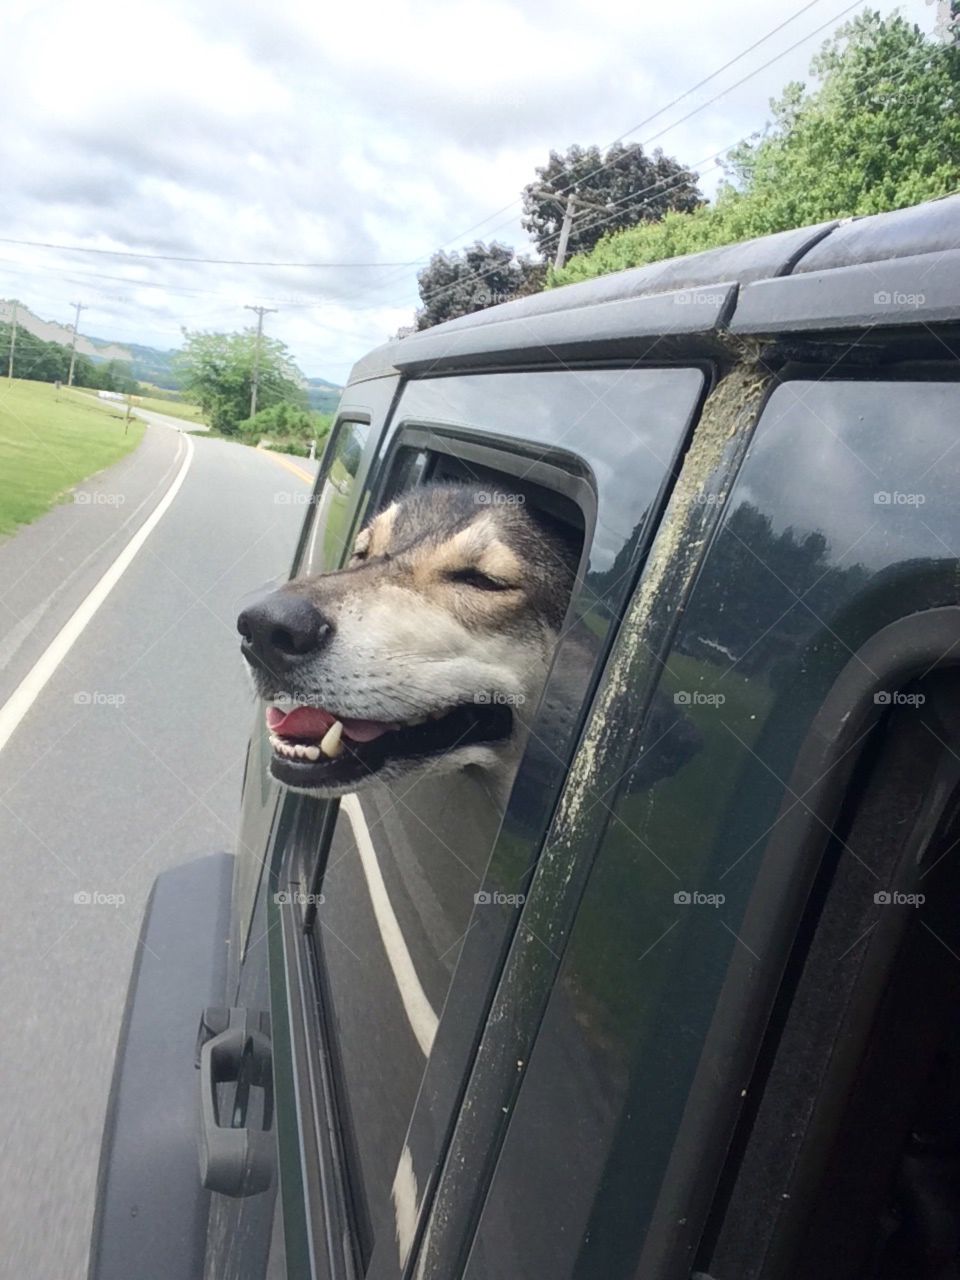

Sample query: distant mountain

[304,376,343,414]
[119,342,182,389]
[0,300,132,363]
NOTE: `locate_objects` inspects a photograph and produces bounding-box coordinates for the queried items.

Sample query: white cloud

[0,0,937,381]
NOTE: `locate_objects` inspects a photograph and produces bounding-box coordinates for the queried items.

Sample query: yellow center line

[255,442,315,486]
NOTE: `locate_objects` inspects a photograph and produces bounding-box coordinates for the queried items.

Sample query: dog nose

[237,592,333,664]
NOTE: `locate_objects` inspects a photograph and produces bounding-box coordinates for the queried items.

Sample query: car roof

[348,193,960,383]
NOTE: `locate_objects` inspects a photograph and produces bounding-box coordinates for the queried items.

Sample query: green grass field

[67,386,207,425]
[0,379,145,537]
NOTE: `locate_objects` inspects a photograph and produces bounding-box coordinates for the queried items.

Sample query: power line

[0,236,415,269]
[356,0,841,299]
[409,36,927,318]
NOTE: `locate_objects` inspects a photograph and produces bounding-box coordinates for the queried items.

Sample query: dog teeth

[304,745,320,761]
[320,720,344,758]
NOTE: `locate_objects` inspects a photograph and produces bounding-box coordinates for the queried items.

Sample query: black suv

[92,194,960,1280]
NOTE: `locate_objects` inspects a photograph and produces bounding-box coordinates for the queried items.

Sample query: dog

[237,483,580,798]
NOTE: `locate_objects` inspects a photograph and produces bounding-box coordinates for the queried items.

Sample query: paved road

[132,405,210,432]
[0,426,316,1278]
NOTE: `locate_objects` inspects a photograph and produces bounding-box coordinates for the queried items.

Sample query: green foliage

[522,141,702,261]
[552,12,960,287]
[235,400,332,455]
[416,242,545,330]
[174,328,306,434]
[0,321,141,392]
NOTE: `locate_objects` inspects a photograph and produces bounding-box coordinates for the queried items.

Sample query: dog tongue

[266,705,395,743]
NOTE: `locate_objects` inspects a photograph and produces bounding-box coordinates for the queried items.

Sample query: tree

[174,328,306,435]
[415,242,542,330]
[522,142,703,262]
[553,13,960,286]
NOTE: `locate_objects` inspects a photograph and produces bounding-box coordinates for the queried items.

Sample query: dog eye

[447,568,514,592]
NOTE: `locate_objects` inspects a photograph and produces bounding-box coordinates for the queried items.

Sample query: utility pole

[7,301,17,380]
[531,186,614,271]
[553,194,577,272]
[67,301,87,387]
[244,305,277,419]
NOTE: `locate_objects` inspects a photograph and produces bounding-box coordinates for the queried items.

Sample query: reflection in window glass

[301,421,371,575]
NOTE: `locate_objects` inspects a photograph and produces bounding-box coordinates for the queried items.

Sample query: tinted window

[302,367,705,1273]
[465,377,960,1280]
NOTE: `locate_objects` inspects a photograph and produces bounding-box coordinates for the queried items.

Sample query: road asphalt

[0,422,317,1278]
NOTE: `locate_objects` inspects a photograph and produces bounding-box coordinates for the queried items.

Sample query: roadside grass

[68,386,207,424]
[0,379,145,537]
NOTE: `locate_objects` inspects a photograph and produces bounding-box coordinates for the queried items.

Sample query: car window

[463,376,960,1280]
[294,366,705,1275]
[233,418,373,965]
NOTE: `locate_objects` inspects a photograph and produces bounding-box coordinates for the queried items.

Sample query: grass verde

[0,380,144,537]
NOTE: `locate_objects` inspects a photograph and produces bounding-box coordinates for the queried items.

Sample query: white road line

[340,792,439,1057]
[0,431,196,754]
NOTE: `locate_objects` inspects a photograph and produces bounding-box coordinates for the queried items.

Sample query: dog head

[238,483,578,796]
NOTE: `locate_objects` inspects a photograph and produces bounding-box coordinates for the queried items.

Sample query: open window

[273,363,707,1278]
[307,443,587,1269]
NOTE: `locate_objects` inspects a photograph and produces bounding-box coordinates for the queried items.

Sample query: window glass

[463,377,960,1280]
[300,420,372,574]
[304,367,705,1272]
[234,419,371,961]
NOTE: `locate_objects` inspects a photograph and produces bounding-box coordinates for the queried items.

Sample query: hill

[304,376,342,413]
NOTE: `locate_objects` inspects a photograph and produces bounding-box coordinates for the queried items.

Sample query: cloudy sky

[1,0,937,383]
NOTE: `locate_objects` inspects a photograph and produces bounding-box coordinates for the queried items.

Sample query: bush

[235,401,332,452]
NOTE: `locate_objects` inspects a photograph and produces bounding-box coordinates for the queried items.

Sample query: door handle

[197,1007,273,1197]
